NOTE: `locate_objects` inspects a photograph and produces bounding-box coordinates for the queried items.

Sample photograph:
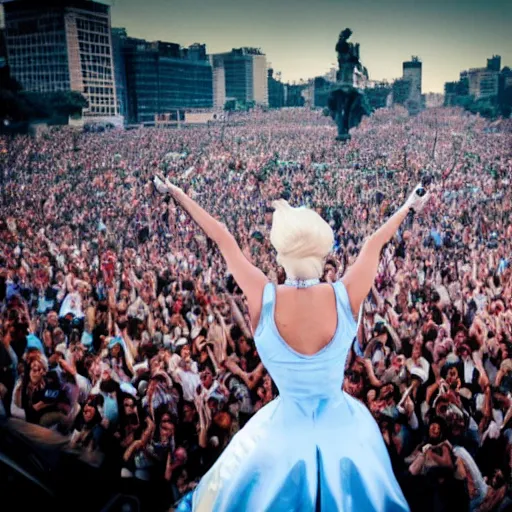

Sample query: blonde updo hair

[270,199,334,280]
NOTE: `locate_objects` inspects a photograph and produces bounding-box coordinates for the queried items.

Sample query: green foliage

[0,89,88,124]
[500,86,512,118]
[448,93,510,120]
[24,91,89,120]
[466,99,498,119]
[223,99,236,111]
[223,99,255,112]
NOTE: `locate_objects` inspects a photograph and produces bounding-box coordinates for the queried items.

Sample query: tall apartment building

[487,55,501,73]
[114,35,213,124]
[111,27,128,119]
[402,57,422,104]
[468,67,499,100]
[2,0,119,122]
[210,54,226,108]
[212,48,268,107]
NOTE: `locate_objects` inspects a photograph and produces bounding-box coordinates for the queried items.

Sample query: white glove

[153,175,183,196]
[153,175,169,195]
[401,183,431,214]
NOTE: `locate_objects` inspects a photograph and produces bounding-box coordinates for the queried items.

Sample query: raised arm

[342,184,430,317]
[154,175,268,330]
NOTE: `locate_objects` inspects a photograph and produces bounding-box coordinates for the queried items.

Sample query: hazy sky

[110,0,512,93]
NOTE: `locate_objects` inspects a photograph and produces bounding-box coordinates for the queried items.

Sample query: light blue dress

[177,282,410,511]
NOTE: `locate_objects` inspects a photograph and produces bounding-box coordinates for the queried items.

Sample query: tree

[500,86,512,118]
[24,91,89,120]
[0,90,89,125]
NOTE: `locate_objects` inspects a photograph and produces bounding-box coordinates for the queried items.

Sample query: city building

[111,27,128,120]
[212,48,268,107]
[444,56,510,113]
[468,67,499,100]
[402,56,422,113]
[2,0,120,123]
[284,83,306,107]
[487,55,501,73]
[116,35,213,124]
[210,54,226,108]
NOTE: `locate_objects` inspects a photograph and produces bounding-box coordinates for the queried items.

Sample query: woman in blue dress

[154,174,430,511]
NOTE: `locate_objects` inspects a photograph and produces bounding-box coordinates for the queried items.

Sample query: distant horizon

[110,0,511,94]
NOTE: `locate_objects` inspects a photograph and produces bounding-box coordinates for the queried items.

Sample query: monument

[327,28,371,141]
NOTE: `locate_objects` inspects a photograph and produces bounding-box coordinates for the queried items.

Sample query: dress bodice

[177,281,410,512]
[254,281,357,404]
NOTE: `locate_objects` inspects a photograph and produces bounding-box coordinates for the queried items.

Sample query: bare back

[273,283,338,356]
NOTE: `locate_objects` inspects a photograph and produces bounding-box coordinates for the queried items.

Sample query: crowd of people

[1,106,511,511]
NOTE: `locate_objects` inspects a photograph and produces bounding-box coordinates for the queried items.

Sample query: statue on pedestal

[327,28,371,141]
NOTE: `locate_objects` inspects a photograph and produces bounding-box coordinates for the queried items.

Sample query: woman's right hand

[401,183,431,215]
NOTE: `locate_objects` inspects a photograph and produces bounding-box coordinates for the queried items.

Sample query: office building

[487,55,501,73]
[212,48,268,107]
[210,54,226,108]
[117,36,213,124]
[468,67,499,100]
[111,27,128,119]
[284,83,306,107]
[3,0,119,122]
[402,56,422,112]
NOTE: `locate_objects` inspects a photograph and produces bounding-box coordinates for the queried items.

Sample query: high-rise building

[116,36,213,124]
[212,48,268,107]
[402,56,422,112]
[468,68,499,100]
[284,83,306,107]
[111,27,128,120]
[252,53,267,106]
[210,54,226,109]
[3,0,119,122]
[487,55,501,73]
